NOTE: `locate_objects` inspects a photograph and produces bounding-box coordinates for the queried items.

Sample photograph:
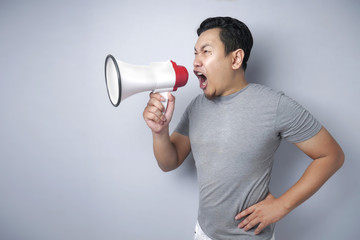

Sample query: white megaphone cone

[104,54,188,111]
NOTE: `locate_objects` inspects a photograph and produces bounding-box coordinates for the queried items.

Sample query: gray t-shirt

[175,83,322,240]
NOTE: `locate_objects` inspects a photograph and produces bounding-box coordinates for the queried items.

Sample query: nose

[193,54,202,68]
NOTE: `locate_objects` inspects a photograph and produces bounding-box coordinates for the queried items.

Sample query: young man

[143,17,344,240]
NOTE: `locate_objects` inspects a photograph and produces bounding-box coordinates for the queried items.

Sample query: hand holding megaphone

[104,55,188,112]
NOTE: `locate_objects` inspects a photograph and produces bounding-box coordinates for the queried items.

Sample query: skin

[193,28,248,99]
[143,27,344,235]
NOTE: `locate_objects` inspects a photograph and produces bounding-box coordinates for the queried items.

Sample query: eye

[203,48,212,55]
[204,50,212,55]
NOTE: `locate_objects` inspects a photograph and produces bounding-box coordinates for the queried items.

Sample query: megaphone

[104,54,188,111]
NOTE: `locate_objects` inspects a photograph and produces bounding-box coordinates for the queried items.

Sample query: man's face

[193,28,234,99]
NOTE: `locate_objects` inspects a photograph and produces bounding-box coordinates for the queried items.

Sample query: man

[143,17,344,240]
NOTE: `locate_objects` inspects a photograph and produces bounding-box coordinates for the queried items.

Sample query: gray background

[1,0,359,239]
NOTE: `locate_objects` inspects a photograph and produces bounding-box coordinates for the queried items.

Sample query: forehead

[195,28,223,50]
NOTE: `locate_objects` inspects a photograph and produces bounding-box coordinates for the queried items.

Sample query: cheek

[205,59,220,80]
[207,66,222,87]
[203,55,228,87]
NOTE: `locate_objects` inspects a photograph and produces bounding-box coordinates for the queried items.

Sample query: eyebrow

[194,44,211,53]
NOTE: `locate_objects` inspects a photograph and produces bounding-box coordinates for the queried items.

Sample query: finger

[243,217,260,232]
[150,92,166,102]
[144,111,165,125]
[145,104,163,115]
[254,222,266,235]
[167,92,175,102]
[147,97,165,112]
[144,106,166,123]
[238,212,257,229]
[235,206,255,220]
[164,93,175,118]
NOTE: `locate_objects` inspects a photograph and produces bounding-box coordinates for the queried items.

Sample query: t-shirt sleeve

[174,100,192,137]
[275,93,322,143]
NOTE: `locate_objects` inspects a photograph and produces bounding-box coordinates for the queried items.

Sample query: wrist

[152,126,169,138]
[277,195,296,214]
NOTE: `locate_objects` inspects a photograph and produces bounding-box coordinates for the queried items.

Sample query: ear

[231,49,245,70]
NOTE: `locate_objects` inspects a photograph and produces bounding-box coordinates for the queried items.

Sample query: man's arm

[143,92,191,172]
[153,131,191,172]
[235,127,345,235]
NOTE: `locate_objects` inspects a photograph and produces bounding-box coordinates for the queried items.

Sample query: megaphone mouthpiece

[170,60,188,91]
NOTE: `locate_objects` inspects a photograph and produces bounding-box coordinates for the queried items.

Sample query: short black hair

[197,17,253,71]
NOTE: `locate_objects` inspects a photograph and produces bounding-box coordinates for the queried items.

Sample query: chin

[204,91,216,100]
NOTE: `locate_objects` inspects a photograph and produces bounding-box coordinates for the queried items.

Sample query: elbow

[159,166,173,172]
[159,166,176,173]
[158,162,178,172]
[328,147,345,172]
[327,142,345,171]
[336,148,345,170]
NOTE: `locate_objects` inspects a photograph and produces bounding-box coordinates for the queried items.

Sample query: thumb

[164,92,175,121]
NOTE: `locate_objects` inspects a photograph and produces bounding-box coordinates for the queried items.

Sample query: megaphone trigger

[151,89,171,113]
[159,91,169,113]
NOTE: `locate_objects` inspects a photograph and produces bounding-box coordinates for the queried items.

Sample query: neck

[221,70,248,96]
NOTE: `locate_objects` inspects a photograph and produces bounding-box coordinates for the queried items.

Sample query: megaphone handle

[159,92,169,113]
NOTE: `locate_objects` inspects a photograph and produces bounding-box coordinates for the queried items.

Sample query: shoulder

[245,83,284,106]
[247,83,283,97]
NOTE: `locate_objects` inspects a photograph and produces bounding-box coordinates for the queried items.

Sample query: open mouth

[194,71,207,89]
